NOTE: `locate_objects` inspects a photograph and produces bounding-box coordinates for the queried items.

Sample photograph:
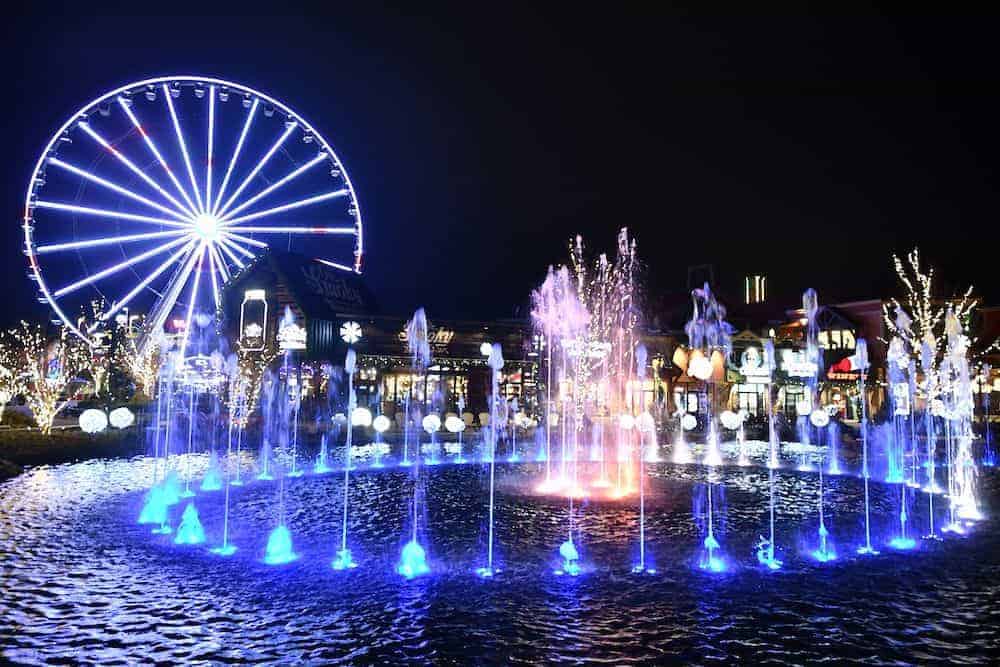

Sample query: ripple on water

[0,456,998,664]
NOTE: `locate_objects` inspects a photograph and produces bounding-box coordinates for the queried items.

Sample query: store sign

[277,320,307,351]
[828,371,859,381]
[780,349,818,378]
[301,264,365,308]
[398,326,454,349]
[739,346,772,383]
[240,289,267,352]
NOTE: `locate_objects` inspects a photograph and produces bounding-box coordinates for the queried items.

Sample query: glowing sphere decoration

[636,411,655,433]
[480,342,493,356]
[23,76,364,346]
[445,415,465,433]
[689,355,713,381]
[619,414,635,430]
[351,407,372,427]
[109,406,135,429]
[79,409,108,434]
[720,410,741,430]
[372,414,391,433]
[681,413,698,431]
[809,409,830,428]
[422,414,442,434]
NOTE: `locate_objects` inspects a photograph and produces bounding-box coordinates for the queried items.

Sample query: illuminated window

[841,329,856,350]
[745,274,767,304]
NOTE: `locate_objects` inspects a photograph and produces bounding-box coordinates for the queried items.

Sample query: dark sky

[2,6,998,328]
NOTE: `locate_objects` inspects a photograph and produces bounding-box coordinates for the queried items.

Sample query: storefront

[222,250,539,419]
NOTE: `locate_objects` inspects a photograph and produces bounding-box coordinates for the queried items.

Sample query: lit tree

[230,344,278,427]
[0,338,23,423]
[123,322,160,400]
[883,248,979,374]
[9,322,92,434]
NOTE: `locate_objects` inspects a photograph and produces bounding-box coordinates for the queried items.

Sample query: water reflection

[0,456,996,663]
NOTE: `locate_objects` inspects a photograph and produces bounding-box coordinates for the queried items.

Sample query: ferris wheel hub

[193,213,221,242]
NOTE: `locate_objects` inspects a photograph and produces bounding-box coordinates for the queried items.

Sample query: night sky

[2,7,998,328]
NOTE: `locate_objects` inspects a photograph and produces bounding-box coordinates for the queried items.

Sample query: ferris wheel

[23,75,364,346]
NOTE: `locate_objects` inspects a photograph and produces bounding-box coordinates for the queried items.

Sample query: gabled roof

[225,250,379,320]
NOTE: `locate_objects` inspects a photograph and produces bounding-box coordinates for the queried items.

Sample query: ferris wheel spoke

[47,157,192,224]
[215,237,247,268]
[206,241,222,311]
[161,85,205,214]
[35,229,186,254]
[179,245,208,355]
[77,122,197,219]
[219,234,260,262]
[94,240,197,327]
[208,243,231,282]
[221,231,268,249]
[221,189,349,226]
[222,152,327,219]
[147,242,204,338]
[212,99,259,216]
[33,200,191,229]
[118,96,201,216]
[315,258,355,272]
[205,85,216,214]
[52,235,191,298]
[216,121,298,218]
[233,225,355,235]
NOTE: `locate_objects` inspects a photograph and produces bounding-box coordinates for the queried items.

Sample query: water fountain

[855,339,878,556]
[398,309,431,579]
[333,348,358,570]
[684,283,731,571]
[478,343,504,578]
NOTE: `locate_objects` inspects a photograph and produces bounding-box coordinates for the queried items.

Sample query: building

[222,250,539,418]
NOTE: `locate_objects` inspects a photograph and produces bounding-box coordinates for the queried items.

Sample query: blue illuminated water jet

[138,485,169,526]
[700,534,727,572]
[332,548,357,570]
[555,539,581,576]
[264,524,298,565]
[314,433,332,473]
[397,539,429,579]
[889,536,917,550]
[756,536,782,570]
[174,502,205,545]
[200,451,223,491]
[810,523,835,563]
